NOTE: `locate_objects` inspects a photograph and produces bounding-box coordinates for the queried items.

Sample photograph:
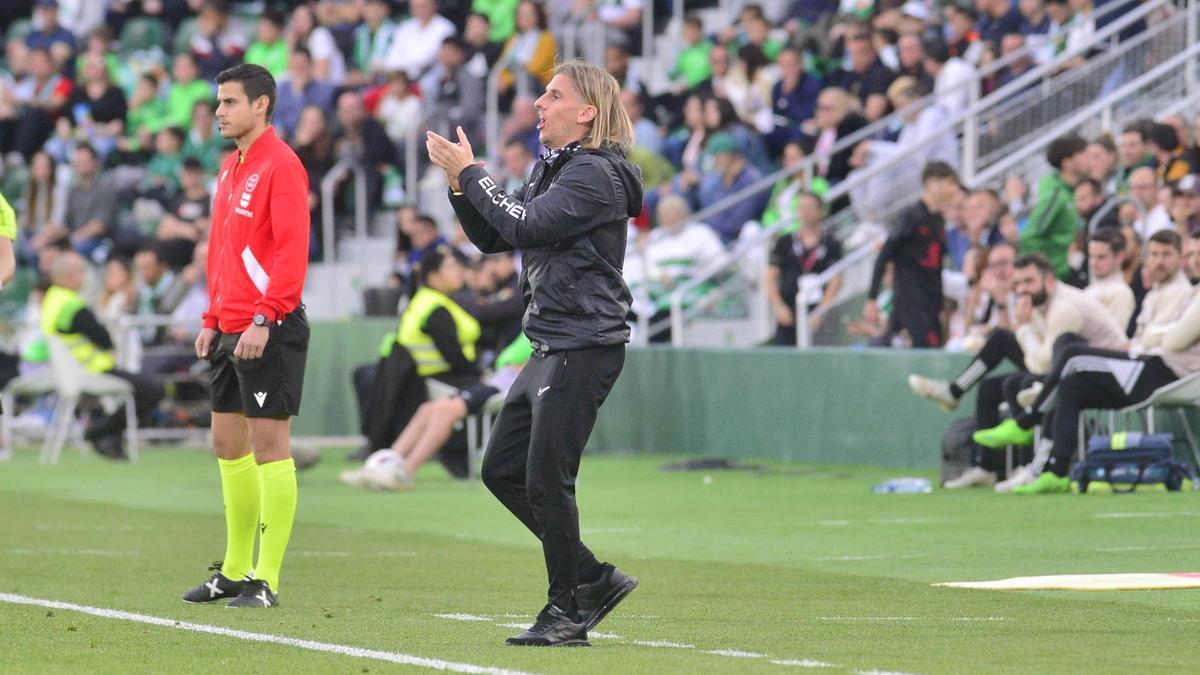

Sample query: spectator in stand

[1114,121,1155,194]
[1160,115,1200,166]
[954,241,1018,353]
[383,0,456,81]
[1017,0,1054,62]
[621,89,660,155]
[1085,227,1136,328]
[993,32,1034,91]
[500,96,540,155]
[190,1,247,81]
[151,53,214,133]
[395,213,447,293]
[473,0,519,43]
[376,70,421,149]
[245,9,291,80]
[945,4,985,64]
[98,256,137,333]
[498,138,534,194]
[66,52,127,160]
[1087,134,1118,195]
[766,191,843,345]
[896,33,934,92]
[20,151,68,256]
[831,25,896,122]
[662,93,707,177]
[420,37,486,143]
[123,73,164,153]
[865,161,960,348]
[668,15,714,95]
[286,2,346,83]
[156,157,211,268]
[57,143,116,258]
[605,41,645,97]
[333,90,397,210]
[762,140,828,229]
[274,48,336,140]
[724,44,779,134]
[703,94,771,174]
[463,12,504,73]
[140,126,186,205]
[353,0,397,81]
[1149,122,1194,185]
[798,87,867,188]
[1074,176,1118,237]
[183,100,224,174]
[695,132,769,245]
[923,38,977,119]
[741,12,784,61]
[1020,134,1087,280]
[292,104,333,257]
[498,1,557,97]
[24,0,75,57]
[948,187,1006,270]
[132,242,188,344]
[1124,166,1172,241]
[1186,230,1200,283]
[168,240,210,344]
[1167,175,1200,236]
[765,46,823,159]
[9,46,71,160]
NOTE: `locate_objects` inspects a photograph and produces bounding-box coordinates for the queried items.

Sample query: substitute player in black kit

[863,161,961,348]
[426,60,642,647]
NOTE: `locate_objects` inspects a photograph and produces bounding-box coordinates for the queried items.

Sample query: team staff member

[0,189,15,286]
[181,64,310,609]
[427,60,643,647]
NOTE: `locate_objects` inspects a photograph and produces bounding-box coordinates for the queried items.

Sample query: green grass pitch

[3,447,1200,673]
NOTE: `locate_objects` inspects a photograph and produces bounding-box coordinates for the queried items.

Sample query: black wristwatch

[252,313,270,327]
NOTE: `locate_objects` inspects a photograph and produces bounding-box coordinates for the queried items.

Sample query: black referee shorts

[209,307,309,418]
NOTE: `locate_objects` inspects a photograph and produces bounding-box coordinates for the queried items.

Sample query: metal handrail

[485,47,518,164]
[320,156,368,265]
[795,234,881,348]
[1087,195,1143,238]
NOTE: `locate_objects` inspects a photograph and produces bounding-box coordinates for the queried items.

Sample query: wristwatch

[252,313,270,327]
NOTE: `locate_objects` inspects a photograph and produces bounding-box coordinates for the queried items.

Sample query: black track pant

[481,344,624,610]
[973,372,1038,475]
[951,328,1025,398]
[1020,344,1177,476]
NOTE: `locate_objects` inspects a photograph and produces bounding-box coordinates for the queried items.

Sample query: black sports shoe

[226,579,278,608]
[575,563,638,631]
[181,561,246,603]
[505,604,590,647]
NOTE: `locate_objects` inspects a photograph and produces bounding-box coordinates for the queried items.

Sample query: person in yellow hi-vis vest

[41,252,163,459]
[396,245,483,390]
[0,189,15,286]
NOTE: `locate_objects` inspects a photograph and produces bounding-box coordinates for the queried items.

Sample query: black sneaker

[226,579,278,608]
[575,563,638,631]
[181,561,246,603]
[505,604,590,647]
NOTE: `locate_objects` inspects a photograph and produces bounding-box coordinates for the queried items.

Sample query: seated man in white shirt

[1085,228,1136,328]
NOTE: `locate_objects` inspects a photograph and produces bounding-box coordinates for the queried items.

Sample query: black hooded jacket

[449,144,644,352]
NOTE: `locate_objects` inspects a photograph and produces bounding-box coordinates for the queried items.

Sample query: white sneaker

[339,466,374,488]
[1016,382,1043,409]
[942,466,997,489]
[995,464,1036,493]
[362,462,412,491]
[908,374,959,412]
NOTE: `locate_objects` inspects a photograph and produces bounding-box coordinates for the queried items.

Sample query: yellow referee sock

[217,454,260,581]
[254,457,297,592]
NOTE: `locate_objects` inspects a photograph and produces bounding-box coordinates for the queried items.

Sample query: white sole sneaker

[995,465,1036,493]
[943,466,998,489]
[908,374,959,412]
[1016,382,1043,409]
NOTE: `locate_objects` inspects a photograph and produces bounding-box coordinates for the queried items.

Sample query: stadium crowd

[0,0,1194,490]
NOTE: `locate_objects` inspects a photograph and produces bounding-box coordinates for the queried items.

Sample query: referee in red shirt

[181,64,310,609]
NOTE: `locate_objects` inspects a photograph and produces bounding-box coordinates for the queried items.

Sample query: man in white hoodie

[1085,228,1136,328]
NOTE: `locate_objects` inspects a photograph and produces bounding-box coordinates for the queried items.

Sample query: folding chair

[1112,372,1200,468]
[0,368,56,459]
[41,338,140,464]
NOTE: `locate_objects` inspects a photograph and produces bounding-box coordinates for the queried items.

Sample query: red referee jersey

[203,126,310,333]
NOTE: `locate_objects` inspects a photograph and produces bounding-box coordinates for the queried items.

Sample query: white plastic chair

[0,368,57,459]
[425,379,505,482]
[41,337,140,464]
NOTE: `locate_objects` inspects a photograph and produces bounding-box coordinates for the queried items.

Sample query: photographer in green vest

[396,245,483,389]
[41,251,163,460]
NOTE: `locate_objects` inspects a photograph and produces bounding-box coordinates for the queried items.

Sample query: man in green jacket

[1020,135,1088,280]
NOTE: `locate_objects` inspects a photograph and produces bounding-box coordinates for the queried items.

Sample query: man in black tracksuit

[864,161,961,348]
[427,60,643,648]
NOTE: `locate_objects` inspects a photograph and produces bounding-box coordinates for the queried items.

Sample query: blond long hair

[554,59,634,154]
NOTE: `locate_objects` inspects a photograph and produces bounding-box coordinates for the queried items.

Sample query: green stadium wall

[300,321,979,468]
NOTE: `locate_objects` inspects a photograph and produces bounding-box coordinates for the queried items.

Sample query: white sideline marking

[630,640,694,649]
[34,523,148,531]
[6,548,137,557]
[705,649,766,658]
[813,554,927,562]
[818,520,851,526]
[0,593,531,675]
[1095,545,1199,553]
[1095,511,1195,519]
[867,518,939,525]
[435,613,491,622]
[855,670,915,675]
[818,617,916,622]
[579,527,642,534]
[770,659,837,668]
[290,551,417,558]
[589,631,621,639]
[951,617,1008,622]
